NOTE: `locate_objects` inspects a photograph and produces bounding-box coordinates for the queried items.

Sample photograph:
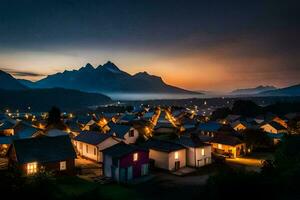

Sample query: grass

[54,176,140,200]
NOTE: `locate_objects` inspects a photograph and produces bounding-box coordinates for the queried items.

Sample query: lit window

[201,148,205,156]
[86,144,88,153]
[133,153,138,161]
[27,162,38,175]
[218,144,222,149]
[174,152,179,159]
[94,147,97,155]
[60,161,66,171]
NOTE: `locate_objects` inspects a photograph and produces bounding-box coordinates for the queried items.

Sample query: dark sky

[0,0,299,91]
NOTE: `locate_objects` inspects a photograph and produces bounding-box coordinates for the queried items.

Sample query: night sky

[0,0,299,91]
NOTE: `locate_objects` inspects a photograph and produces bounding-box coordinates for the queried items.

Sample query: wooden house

[8,135,76,175]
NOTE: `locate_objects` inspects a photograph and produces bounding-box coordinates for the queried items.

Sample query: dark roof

[74,131,111,145]
[108,124,132,139]
[173,137,210,148]
[103,142,147,158]
[13,135,76,164]
[211,135,244,146]
[143,139,185,152]
[197,121,221,132]
[268,121,286,130]
[0,120,15,130]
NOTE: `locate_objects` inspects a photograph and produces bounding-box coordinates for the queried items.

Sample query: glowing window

[27,162,38,175]
[60,161,66,171]
[133,153,138,161]
[201,148,205,156]
[218,144,222,149]
[174,152,179,159]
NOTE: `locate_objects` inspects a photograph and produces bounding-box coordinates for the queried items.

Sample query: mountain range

[0,88,111,111]
[260,84,300,96]
[19,61,198,95]
[231,85,277,95]
[0,70,28,90]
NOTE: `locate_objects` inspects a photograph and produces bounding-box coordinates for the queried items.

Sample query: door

[119,168,126,182]
[174,161,180,171]
[141,164,149,176]
[127,166,133,181]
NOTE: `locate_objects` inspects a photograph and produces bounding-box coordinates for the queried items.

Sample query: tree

[232,100,262,117]
[46,106,65,130]
[211,107,231,120]
[242,129,272,150]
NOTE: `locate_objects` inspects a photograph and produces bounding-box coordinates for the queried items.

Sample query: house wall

[261,124,279,134]
[74,141,99,161]
[149,149,169,170]
[97,138,120,162]
[168,149,186,171]
[123,128,139,144]
[211,143,246,158]
[18,158,75,175]
[233,124,246,131]
[119,150,149,178]
[103,155,113,177]
[187,146,212,167]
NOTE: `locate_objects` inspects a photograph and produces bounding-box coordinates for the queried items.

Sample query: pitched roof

[103,143,147,158]
[211,135,244,146]
[197,121,221,132]
[0,120,15,130]
[108,124,132,139]
[13,135,76,164]
[267,121,286,130]
[173,136,210,148]
[143,139,185,152]
[45,129,69,137]
[74,131,111,145]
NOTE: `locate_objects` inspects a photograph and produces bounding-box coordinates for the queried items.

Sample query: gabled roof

[263,121,286,130]
[12,121,41,139]
[74,131,111,145]
[103,142,147,159]
[118,114,136,122]
[143,139,185,153]
[13,135,76,164]
[108,124,132,139]
[173,136,210,148]
[66,120,82,132]
[211,135,244,146]
[0,120,15,130]
[197,121,221,132]
[45,129,69,137]
[0,136,13,144]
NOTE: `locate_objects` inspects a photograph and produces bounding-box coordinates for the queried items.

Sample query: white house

[73,131,120,162]
[108,124,139,144]
[144,139,186,171]
[174,137,212,167]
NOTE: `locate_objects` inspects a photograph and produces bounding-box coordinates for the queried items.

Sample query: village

[0,99,299,187]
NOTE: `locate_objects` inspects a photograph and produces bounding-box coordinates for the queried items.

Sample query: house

[154,122,179,134]
[231,121,248,131]
[13,121,43,139]
[197,121,221,137]
[174,136,212,167]
[224,115,241,124]
[143,139,186,171]
[117,114,137,124]
[103,143,149,183]
[210,135,246,158]
[73,131,120,162]
[260,121,287,134]
[108,124,139,144]
[8,135,76,175]
[0,120,15,136]
[43,129,69,137]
